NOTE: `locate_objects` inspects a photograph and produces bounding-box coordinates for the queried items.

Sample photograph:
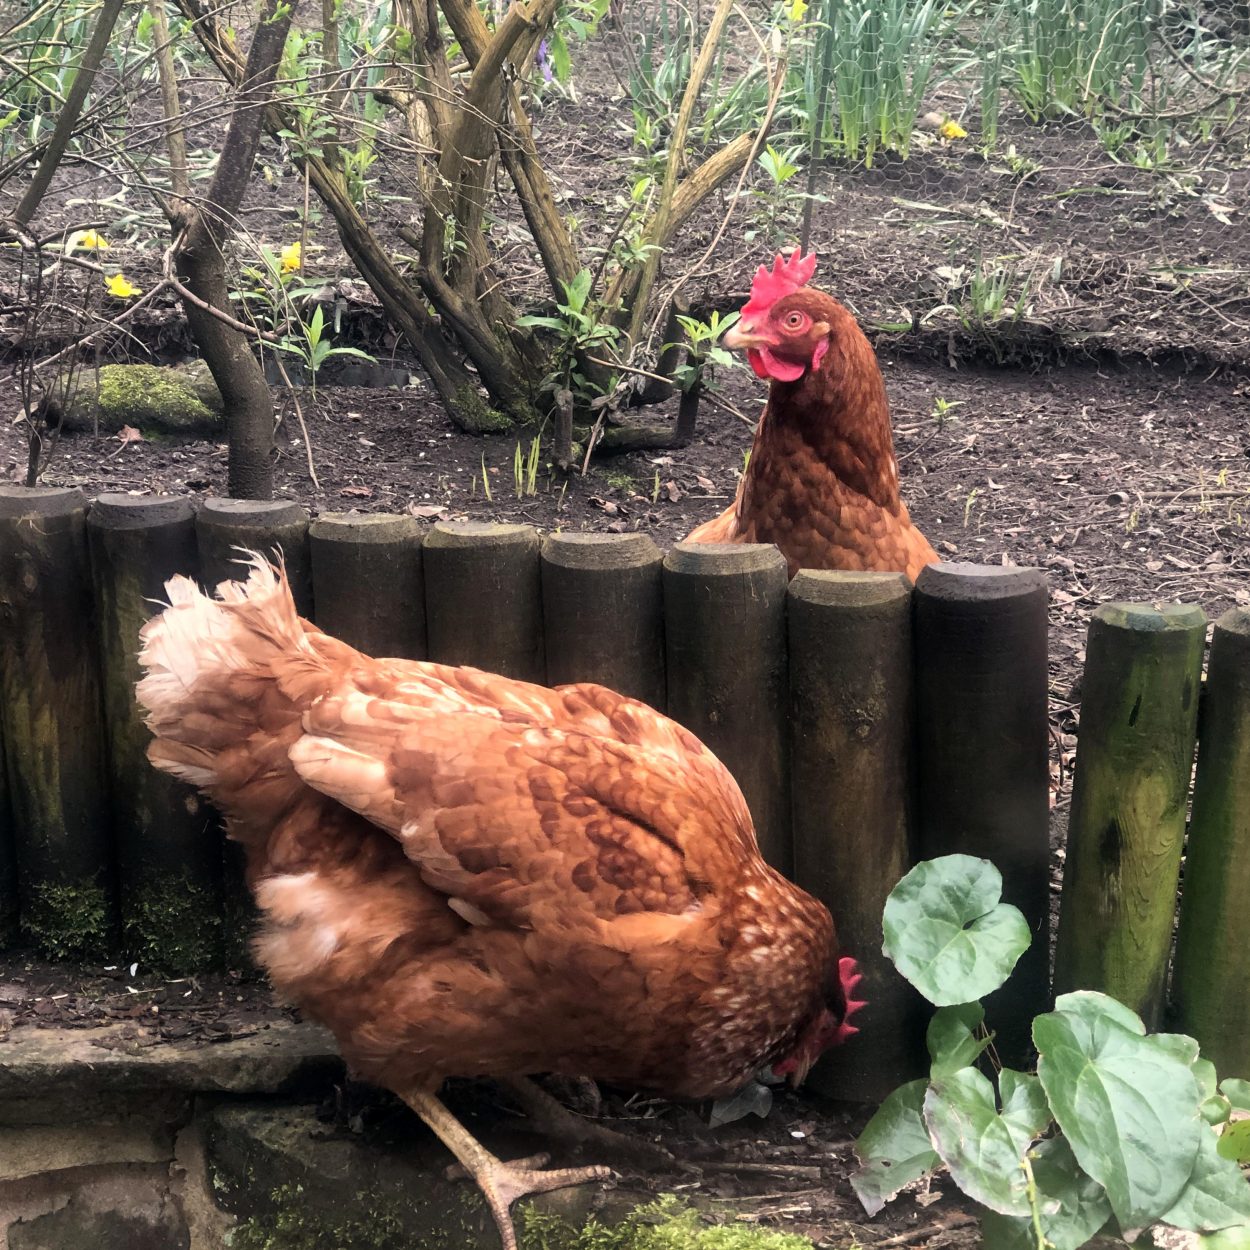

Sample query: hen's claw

[475,1157,613,1250]
[402,1088,613,1250]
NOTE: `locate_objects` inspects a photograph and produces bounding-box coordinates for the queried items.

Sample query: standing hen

[136,557,864,1250]
[688,249,938,580]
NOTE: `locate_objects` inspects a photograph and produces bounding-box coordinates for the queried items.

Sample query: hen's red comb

[741,248,818,323]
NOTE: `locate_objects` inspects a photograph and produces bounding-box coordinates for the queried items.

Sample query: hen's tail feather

[136,552,328,793]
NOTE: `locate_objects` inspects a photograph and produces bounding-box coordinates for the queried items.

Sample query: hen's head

[771,956,866,1088]
[724,249,844,383]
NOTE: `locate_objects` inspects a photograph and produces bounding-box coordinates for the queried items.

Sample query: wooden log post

[87,495,222,973]
[541,533,665,709]
[196,498,313,617]
[422,523,544,683]
[196,498,312,970]
[0,720,17,947]
[0,486,115,960]
[310,513,426,658]
[1173,609,1250,1074]
[914,564,1050,1062]
[1054,604,1206,1027]
[1050,604,1206,1028]
[663,543,790,874]
[788,570,924,1101]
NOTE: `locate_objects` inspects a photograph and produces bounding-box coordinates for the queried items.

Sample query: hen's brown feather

[136,561,841,1103]
[689,291,937,580]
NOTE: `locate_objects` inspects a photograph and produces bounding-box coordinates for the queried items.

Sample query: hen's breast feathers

[284,658,759,941]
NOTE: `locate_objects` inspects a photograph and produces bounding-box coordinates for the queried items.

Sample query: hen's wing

[286,660,756,938]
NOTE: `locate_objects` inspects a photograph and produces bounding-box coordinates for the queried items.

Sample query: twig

[268,353,320,490]
[696,1160,826,1180]
[872,1213,979,1246]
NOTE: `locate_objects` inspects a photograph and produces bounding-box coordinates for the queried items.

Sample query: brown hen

[136,558,863,1250]
[688,249,938,580]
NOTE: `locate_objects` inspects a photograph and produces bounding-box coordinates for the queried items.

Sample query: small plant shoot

[858,854,1250,1248]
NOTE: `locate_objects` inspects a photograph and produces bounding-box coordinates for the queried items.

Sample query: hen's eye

[782,311,808,331]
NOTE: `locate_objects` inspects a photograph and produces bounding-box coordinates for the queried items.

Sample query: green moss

[452,384,513,434]
[24,877,111,961]
[124,872,222,974]
[96,364,221,433]
[522,1197,818,1250]
[227,1183,454,1250]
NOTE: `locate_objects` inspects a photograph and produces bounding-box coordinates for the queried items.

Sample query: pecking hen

[136,557,864,1250]
[687,249,938,581]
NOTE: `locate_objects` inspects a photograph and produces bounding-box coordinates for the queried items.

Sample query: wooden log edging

[540,532,665,708]
[913,563,1050,1064]
[197,498,313,970]
[197,498,313,617]
[663,542,791,875]
[0,486,116,961]
[0,719,18,947]
[1173,608,1250,1075]
[1054,602,1206,1029]
[310,512,426,659]
[87,495,223,973]
[423,521,544,682]
[788,570,924,1100]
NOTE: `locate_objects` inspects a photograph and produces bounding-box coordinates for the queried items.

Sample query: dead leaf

[407,503,449,519]
[340,485,373,498]
[664,480,682,503]
[696,475,715,491]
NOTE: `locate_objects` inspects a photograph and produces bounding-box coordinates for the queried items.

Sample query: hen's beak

[724,320,769,351]
[787,1053,816,1090]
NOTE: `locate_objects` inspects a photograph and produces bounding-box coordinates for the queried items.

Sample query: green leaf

[980,1137,1112,1250]
[1195,1061,1221,1101]
[1000,1069,1051,1137]
[927,1003,992,1079]
[851,1079,940,1216]
[1163,1128,1250,1232]
[1218,1121,1250,1164]
[882,855,1031,1006]
[562,268,593,315]
[1194,1225,1250,1248]
[549,29,571,81]
[514,315,564,332]
[923,1067,1050,1215]
[1034,991,1203,1230]
[1222,1081,1250,1112]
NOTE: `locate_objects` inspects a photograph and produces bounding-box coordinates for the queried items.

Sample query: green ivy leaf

[927,1003,992,1078]
[1222,1081,1250,1112]
[1217,1121,1250,1164]
[1162,1128,1250,1232]
[1193,1226,1250,1248]
[882,855,1031,1006]
[1034,991,1203,1230]
[923,1067,1051,1215]
[851,1079,940,1216]
[980,1137,1112,1250]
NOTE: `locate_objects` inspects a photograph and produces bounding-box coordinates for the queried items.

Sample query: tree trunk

[171,0,298,499]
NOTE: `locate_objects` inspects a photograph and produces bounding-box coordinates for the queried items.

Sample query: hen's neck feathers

[753,306,900,511]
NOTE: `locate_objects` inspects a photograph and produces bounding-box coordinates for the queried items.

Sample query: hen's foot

[501,1076,677,1170]
[400,1088,611,1250]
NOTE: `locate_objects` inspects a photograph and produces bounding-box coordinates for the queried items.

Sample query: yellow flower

[105,273,141,298]
[73,229,110,251]
[939,119,967,141]
[786,0,808,21]
[280,241,302,273]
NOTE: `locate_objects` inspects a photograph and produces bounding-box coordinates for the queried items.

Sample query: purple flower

[536,39,553,81]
